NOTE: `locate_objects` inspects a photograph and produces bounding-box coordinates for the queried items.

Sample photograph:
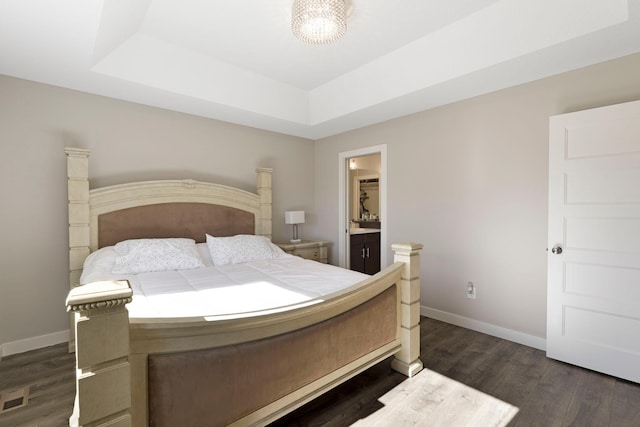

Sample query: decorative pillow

[112,238,205,274]
[206,234,283,266]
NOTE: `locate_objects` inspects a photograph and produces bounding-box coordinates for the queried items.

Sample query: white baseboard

[421,306,546,351]
[1,330,70,359]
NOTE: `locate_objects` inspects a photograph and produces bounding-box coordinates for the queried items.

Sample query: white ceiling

[1,0,640,139]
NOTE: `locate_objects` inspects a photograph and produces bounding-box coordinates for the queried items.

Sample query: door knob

[551,246,563,254]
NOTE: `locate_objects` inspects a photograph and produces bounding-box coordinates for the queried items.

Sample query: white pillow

[206,234,283,266]
[112,238,205,274]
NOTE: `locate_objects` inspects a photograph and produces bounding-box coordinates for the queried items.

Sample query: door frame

[338,145,387,269]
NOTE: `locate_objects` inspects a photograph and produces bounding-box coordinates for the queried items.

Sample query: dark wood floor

[1,318,639,426]
[0,343,75,427]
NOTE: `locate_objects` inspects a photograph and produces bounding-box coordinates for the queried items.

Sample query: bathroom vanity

[349,227,381,275]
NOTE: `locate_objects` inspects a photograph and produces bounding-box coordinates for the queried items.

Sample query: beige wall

[0,76,313,351]
[311,53,640,342]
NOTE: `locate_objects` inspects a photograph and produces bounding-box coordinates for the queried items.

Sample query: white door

[547,100,640,384]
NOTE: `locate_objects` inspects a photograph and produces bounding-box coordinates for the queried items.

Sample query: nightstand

[276,240,329,264]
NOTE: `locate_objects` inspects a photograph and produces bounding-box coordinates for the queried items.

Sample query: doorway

[338,145,387,270]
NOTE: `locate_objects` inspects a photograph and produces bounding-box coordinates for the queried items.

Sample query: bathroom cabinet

[349,232,380,275]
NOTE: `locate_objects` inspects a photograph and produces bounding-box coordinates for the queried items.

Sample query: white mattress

[80,244,369,319]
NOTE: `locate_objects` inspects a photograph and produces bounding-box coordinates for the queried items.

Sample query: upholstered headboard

[65,147,273,288]
[97,202,255,247]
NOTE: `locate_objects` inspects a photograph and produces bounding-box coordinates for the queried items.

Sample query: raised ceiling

[1,0,640,139]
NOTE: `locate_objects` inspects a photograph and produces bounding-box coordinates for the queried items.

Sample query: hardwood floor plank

[511,359,581,427]
[441,332,503,383]
[0,346,74,386]
[433,381,516,427]
[420,320,465,355]
[484,344,548,413]
[422,326,482,377]
[463,338,523,395]
[419,315,449,342]
[561,369,615,426]
[610,379,640,427]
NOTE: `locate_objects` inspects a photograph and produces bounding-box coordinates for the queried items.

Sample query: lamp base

[290,223,302,244]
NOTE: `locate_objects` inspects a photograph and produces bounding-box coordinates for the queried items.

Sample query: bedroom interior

[61,148,423,425]
[1,0,640,425]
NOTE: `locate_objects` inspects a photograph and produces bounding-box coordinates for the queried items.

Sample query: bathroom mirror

[357,176,379,220]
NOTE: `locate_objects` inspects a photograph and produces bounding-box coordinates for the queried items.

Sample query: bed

[64,147,423,427]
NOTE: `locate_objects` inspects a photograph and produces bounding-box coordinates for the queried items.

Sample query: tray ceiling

[1,0,640,139]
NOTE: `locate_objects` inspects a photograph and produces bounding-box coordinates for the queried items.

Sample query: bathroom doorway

[338,145,387,271]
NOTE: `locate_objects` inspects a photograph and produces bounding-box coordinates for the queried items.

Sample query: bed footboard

[66,243,423,427]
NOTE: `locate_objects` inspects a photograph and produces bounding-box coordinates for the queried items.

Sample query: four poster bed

[64,147,423,427]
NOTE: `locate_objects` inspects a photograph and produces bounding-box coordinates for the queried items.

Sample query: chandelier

[291,0,347,45]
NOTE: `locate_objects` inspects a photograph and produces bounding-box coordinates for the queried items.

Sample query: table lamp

[285,211,305,243]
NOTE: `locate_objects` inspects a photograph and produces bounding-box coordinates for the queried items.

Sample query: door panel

[364,233,381,275]
[565,117,640,158]
[566,217,640,252]
[349,234,365,273]
[567,168,640,203]
[547,100,640,384]
[564,307,640,353]
[564,263,640,302]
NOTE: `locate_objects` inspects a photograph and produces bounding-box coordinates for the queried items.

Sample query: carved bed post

[66,147,91,287]
[66,147,91,352]
[66,280,133,427]
[256,167,273,240]
[391,242,424,377]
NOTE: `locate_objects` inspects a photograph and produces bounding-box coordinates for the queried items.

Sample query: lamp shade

[285,211,305,225]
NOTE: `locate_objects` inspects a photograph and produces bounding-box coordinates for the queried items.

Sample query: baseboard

[421,306,546,351]
[1,330,70,358]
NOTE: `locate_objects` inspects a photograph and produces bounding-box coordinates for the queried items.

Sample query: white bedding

[80,244,369,319]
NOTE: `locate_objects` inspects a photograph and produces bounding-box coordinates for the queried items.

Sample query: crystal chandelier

[291,0,347,45]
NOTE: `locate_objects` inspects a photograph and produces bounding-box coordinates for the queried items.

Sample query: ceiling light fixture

[292,0,347,45]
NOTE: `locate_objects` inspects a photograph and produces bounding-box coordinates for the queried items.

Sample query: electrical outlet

[467,282,476,299]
